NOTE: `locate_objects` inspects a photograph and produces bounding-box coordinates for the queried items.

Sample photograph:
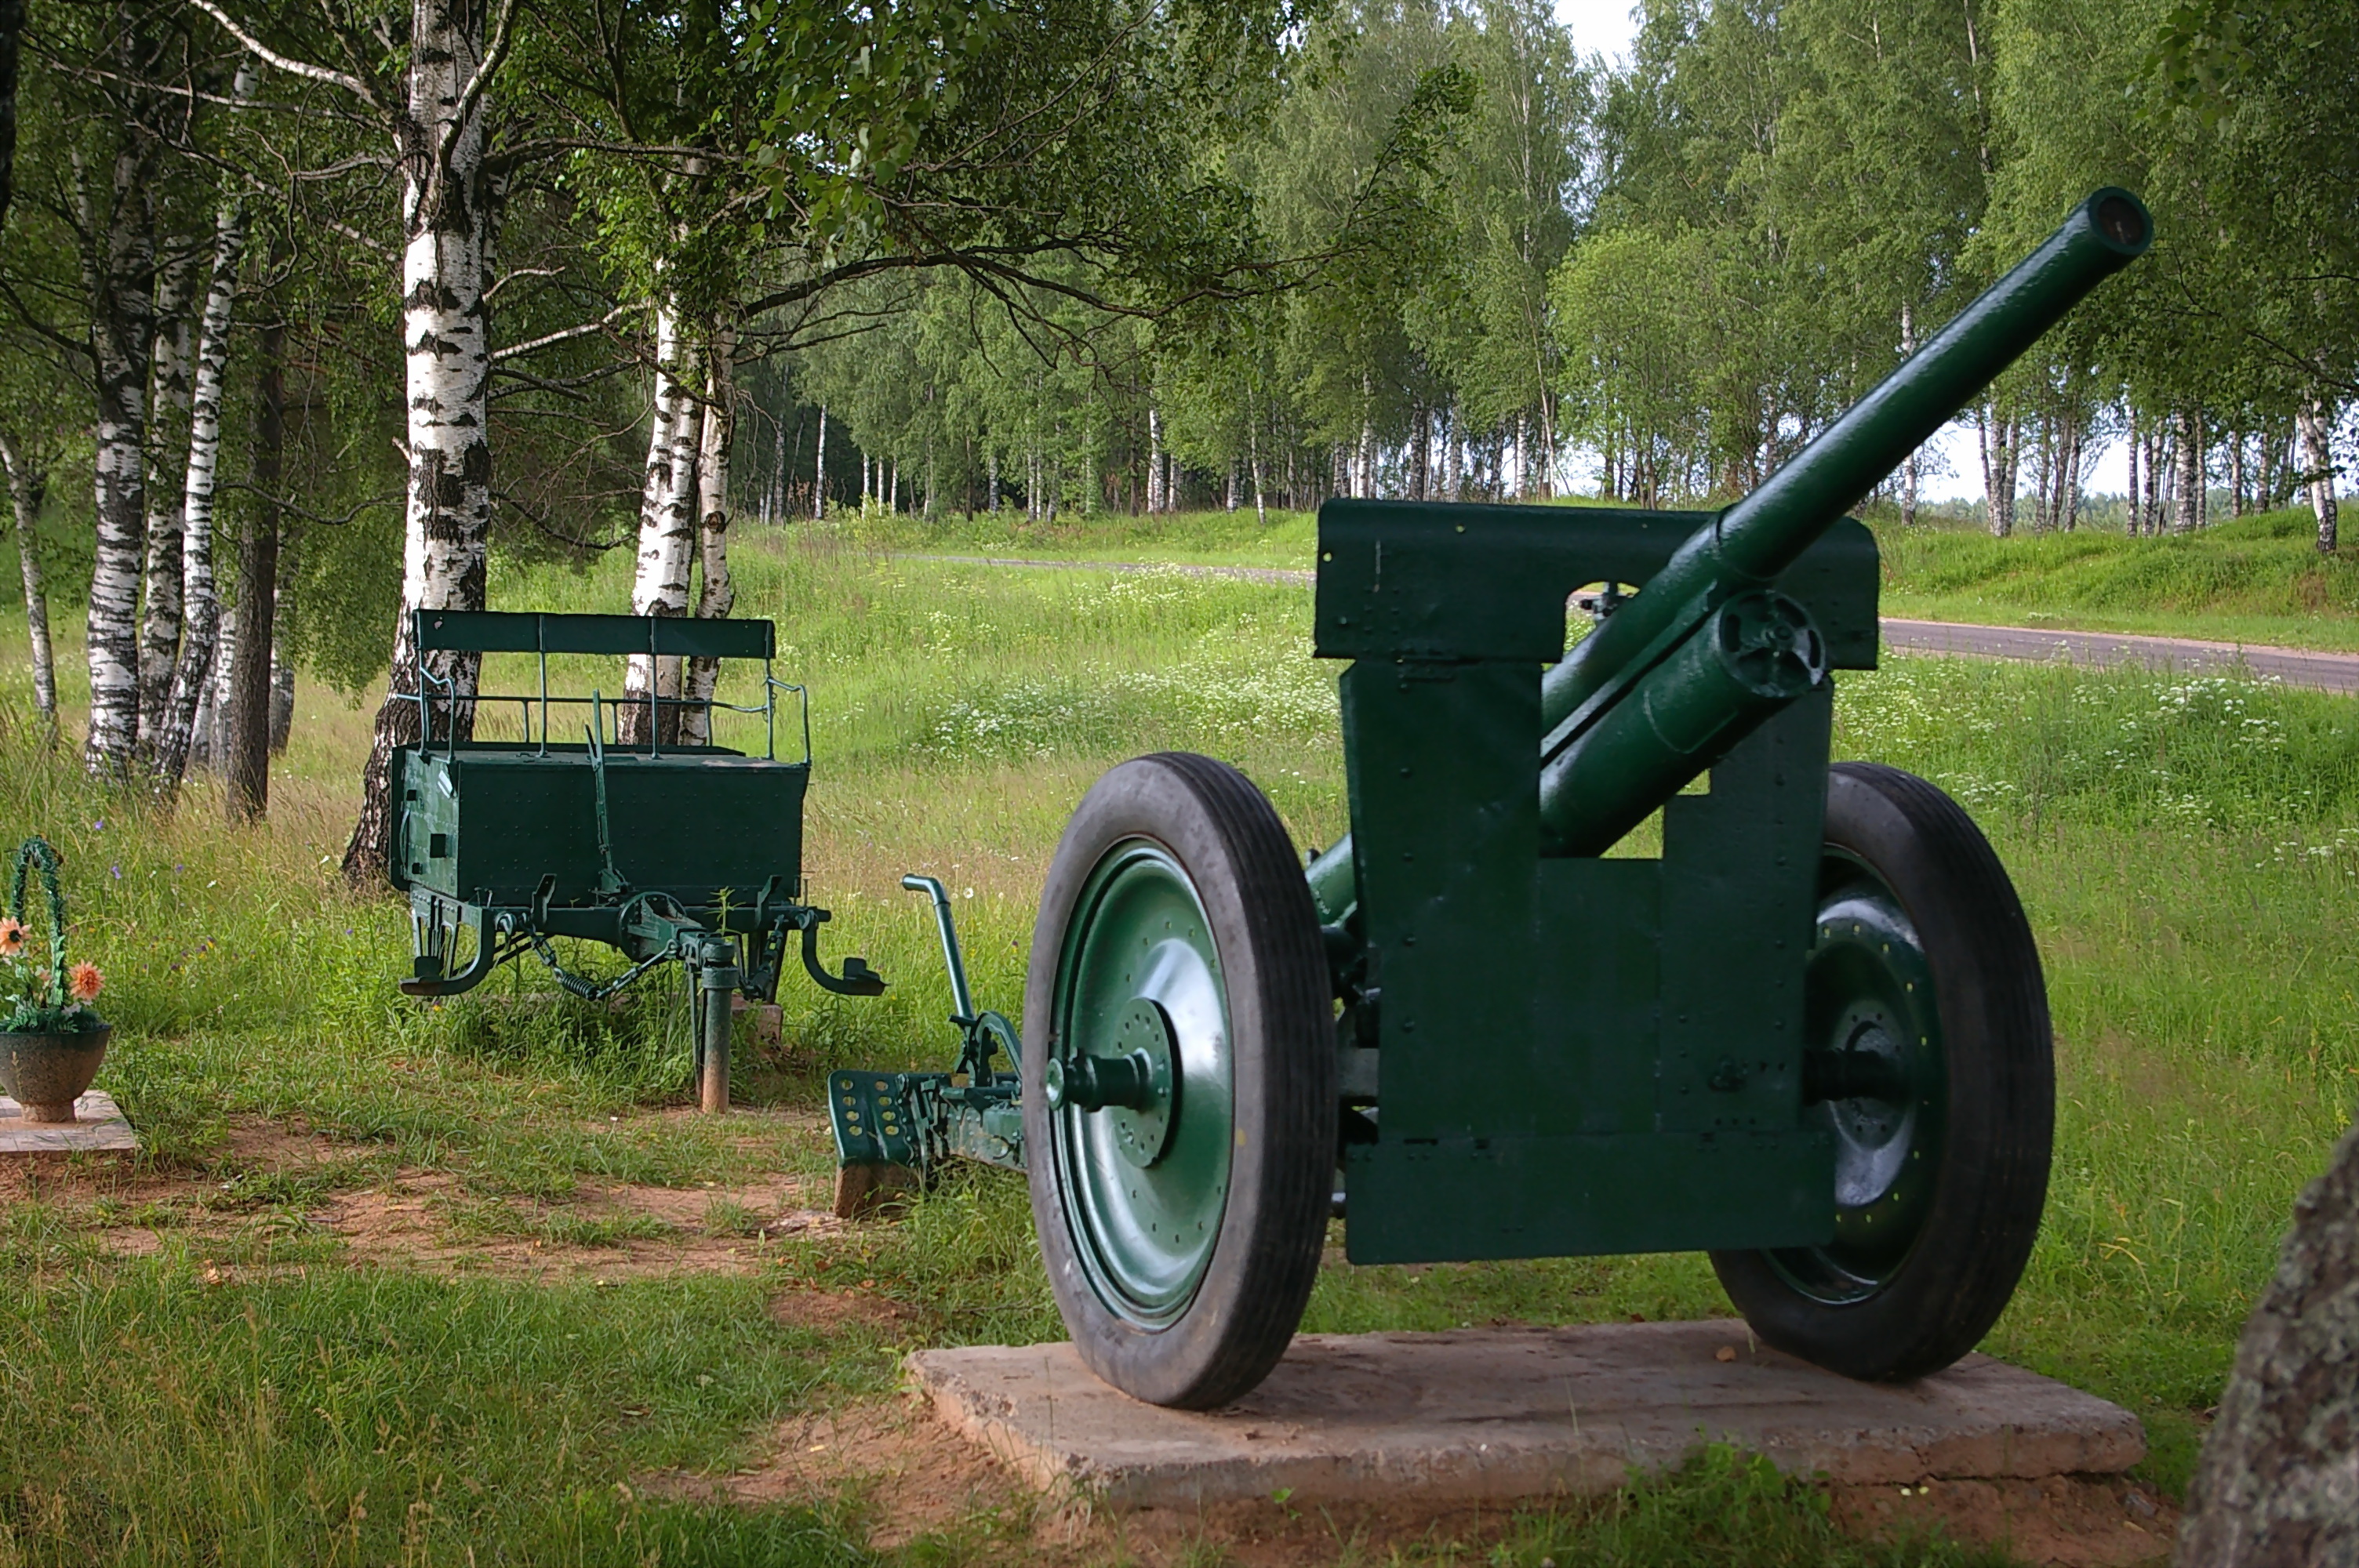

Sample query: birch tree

[184,0,525,867]
[72,26,168,775]
[136,238,198,749]
[153,85,253,786]
[0,430,56,735]
[620,314,698,744]
[678,330,735,748]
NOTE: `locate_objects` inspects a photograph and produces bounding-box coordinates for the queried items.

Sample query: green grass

[1868,506,2359,650]
[842,495,1323,570]
[854,496,2359,652]
[2,520,2354,1562]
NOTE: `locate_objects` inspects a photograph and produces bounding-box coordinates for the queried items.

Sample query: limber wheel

[1024,752,1335,1409]
[1711,762,2054,1381]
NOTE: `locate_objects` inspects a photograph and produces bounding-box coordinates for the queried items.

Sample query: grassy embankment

[866,499,2359,652]
[1,521,2355,1563]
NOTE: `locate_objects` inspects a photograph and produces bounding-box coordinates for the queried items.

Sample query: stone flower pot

[0,1025,112,1124]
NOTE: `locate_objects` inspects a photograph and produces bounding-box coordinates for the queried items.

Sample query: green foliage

[1499,1445,2016,1566]
[0,835,100,1033]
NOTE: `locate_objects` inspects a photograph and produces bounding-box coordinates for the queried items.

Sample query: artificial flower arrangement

[0,836,110,1123]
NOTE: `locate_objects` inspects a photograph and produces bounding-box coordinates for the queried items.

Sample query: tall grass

[0,523,2350,1559]
[1874,507,2359,647]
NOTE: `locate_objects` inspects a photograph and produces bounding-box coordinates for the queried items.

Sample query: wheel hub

[1042,998,1177,1167]
[1049,840,1234,1327]
[1769,866,1944,1304]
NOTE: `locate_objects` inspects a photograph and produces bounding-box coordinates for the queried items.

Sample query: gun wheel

[1025,752,1334,1410]
[1712,762,2054,1381]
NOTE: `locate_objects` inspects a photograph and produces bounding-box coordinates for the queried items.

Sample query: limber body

[1306,188,2154,920]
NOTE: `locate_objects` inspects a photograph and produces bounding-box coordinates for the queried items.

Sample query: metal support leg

[698,940,738,1114]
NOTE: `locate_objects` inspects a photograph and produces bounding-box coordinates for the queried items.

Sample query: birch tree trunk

[136,242,198,750]
[2173,408,2204,535]
[1900,303,1919,527]
[812,403,827,517]
[343,0,500,882]
[2298,392,2339,555]
[1249,401,1267,528]
[679,330,735,750]
[227,319,283,822]
[196,598,232,770]
[269,527,296,754]
[2132,415,2151,537]
[1147,405,1165,513]
[620,310,697,746]
[2059,413,2081,533]
[1978,405,2015,538]
[153,162,250,787]
[2172,1115,2359,1566]
[79,138,158,776]
[0,434,56,737]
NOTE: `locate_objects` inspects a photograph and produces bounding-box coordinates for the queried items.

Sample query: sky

[1554,0,1640,64]
[1543,0,2131,505]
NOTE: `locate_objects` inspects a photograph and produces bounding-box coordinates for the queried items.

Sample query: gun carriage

[839,186,2153,1409]
[390,190,2152,1414]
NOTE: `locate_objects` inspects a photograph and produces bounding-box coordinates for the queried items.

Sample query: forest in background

[0,0,2350,861]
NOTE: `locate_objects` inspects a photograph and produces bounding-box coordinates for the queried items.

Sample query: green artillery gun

[390,612,892,1112]
[842,187,2154,1409]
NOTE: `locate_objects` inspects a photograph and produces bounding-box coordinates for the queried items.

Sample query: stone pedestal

[0,1090,140,1153]
[907,1319,2145,1510]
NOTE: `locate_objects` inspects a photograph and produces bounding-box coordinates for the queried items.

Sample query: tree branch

[490,301,638,361]
[180,0,378,107]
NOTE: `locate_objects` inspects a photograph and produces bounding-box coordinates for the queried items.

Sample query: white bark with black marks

[2174,1115,2359,1565]
[2298,393,2338,555]
[138,239,198,748]
[1978,404,2018,537]
[622,307,697,745]
[679,329,735,750]
[78,133,158,775]
[153,149,251,787]
[2173,408,2205,534]
[343,0,504,880]
[0,434,56,734]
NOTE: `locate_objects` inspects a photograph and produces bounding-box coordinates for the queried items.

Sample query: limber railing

[405,610,809,765]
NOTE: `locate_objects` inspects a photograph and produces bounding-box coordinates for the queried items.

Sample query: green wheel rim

[1050,837,1234,1327]
[1770,851,1945,1304]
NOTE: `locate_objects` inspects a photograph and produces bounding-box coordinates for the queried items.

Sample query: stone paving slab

[907,1319,2145,1509]
[0,1090,139,1153]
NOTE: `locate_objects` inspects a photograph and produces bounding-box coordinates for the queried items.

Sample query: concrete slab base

[0,1090,139,1154]
[907,1319,2145,1510]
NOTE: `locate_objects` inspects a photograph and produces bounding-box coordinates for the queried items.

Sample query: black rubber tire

[1710,762,2054,1381]
[1024,752,1335,1409]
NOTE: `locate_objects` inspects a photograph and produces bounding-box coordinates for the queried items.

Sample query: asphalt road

[901,554,2359,695]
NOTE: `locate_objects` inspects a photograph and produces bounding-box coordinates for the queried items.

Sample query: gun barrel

[1539,187,2151,735]
[1306,188,2152,924]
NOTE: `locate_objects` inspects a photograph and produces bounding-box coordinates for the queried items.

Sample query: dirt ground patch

[319,1173,845,1281]
[2,1112,859,1281]
[1831,1474,2176,1566]
[645,1394,1030,1551]
[645,1394,2178,1568]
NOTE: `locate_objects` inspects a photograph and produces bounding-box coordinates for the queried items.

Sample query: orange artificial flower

[0,917,24,958]
[67,962,102,1003]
